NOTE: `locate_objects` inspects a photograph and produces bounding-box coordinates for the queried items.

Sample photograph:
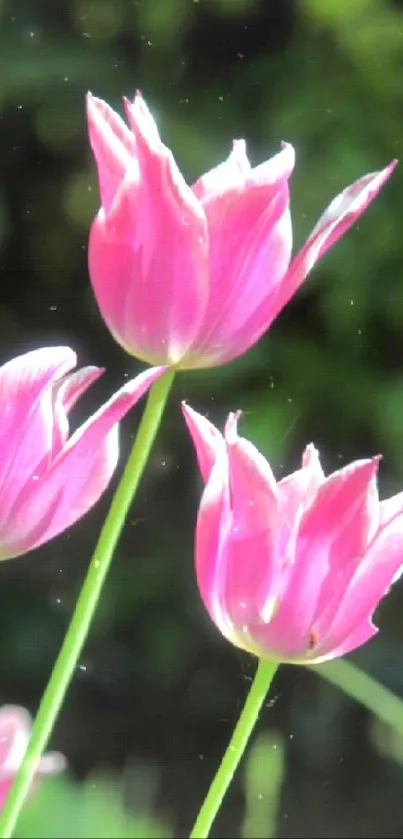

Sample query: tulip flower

[0,705,65,809]
[0,346,164,560]
[87,91,395,369]
[182,404,403,664]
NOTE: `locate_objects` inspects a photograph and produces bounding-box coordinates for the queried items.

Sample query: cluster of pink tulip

[0,91,401,826]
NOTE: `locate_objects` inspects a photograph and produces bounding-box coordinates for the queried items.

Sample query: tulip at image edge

[0,346,165,560]
[182,403,403,665]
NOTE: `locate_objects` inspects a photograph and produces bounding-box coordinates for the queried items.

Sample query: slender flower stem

[313,658,403,736]
[190,658,278,839]
[0,369,175,839]
[190,655,403,839]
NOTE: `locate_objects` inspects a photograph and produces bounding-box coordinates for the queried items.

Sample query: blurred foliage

[1,0,403,835]
[242,730,284,839]
[16,771,170,838]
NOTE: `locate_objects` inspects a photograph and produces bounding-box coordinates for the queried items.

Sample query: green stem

[0,369,175,839]
[313,657,403,736]
[190,658,278,839]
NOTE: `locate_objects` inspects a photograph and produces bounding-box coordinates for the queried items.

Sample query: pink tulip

[182,403,403,664]
[0,705,65,809]
[87,91,396,369]
[0,346,165,560]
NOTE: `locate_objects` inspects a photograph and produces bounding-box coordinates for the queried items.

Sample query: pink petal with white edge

[195,448,235,643]
[272,160,397,320]
[234,452,326,661]
[275,445,324,570]
[49,366,105,464]
[301,457,380,567]
[57,365,104,415]
[316,510,403,656]
[301,442,325,482]
[194,140,294,208]
[379,489,403,527]
[87,94,135,211]
[192,139,251,203]
[181,402,224,483]
[0,366,166,558]
[89,184,142,356]
[125,93,209,350]
[0,348,77,507]
[89,95,209,367]
[307,620,378,665]
[247,458,380,661]
[0,366,104,537]
[189,145,294,366]
[305,458,381,633]
[223,415,279,626]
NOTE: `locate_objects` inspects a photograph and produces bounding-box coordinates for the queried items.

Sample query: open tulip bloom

[87,91,395,370]
[182,404,403,665]
[0,346,164,560]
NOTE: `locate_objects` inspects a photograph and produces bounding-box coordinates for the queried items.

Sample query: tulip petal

[0,366,165,558]
[317,510,403,655]
[0,364,104,539]
[306,620,377,665]
[182,405,243,643]
[223,416,279,626]
[306,459,380,636]
[301,457,379,566]
[275,445,324,566]
[89,97,209,367]
[192,139,251,202]
[301,442,325,481]
[280,459,379,647]
[189,144,294,366]
[181,402,224,483]
[87,94,135,211]
[56,365,103,415]
[195,449,237,644]
[50,366,105,460]
[0,348,77,519]
[379,489,403,526]
[240,449,327,660]
[119,94,209,365]
[272,160,397,320]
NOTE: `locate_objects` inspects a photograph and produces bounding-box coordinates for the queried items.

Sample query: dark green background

[1,0,403,836]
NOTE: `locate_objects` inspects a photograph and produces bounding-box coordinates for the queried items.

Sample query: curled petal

[0,348,77,526]
[0,346,165,561]
[0,366,165,558]
[272,160,397,319]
